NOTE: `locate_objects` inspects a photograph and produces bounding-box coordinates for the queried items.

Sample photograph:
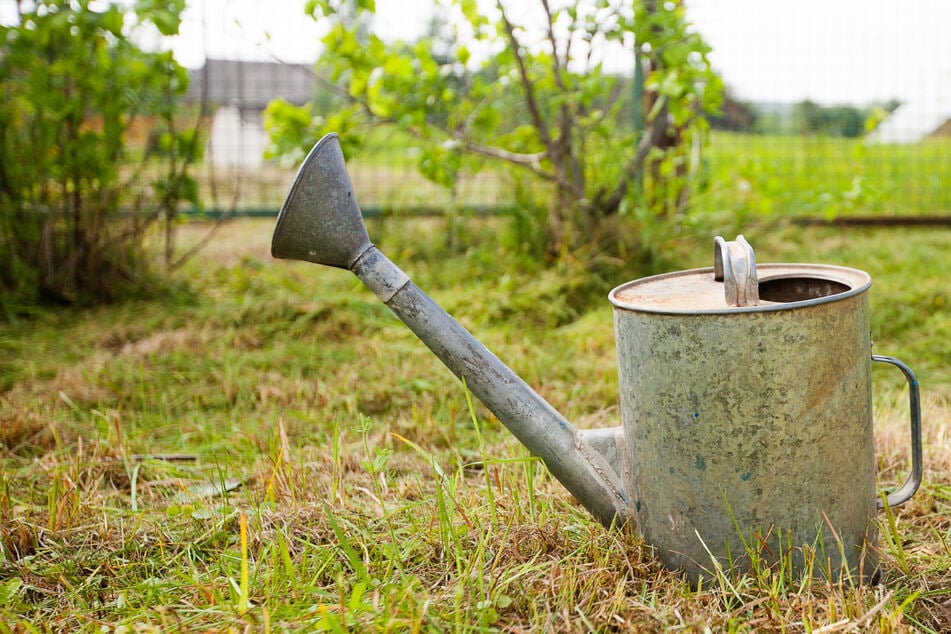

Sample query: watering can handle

[873,355,923,508]
[714,235,759,307]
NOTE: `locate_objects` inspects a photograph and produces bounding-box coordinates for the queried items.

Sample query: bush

[0,0,199,313]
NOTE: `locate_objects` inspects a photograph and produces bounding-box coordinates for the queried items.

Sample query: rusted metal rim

[609,263,872,315]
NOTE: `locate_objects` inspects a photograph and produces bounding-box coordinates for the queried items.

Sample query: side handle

[873,355,923,509]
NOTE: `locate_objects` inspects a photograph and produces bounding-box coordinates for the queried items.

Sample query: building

[187,59,316,167]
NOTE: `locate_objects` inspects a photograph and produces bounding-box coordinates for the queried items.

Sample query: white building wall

[205,105,270,168]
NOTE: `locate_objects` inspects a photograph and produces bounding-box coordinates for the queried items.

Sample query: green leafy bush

[0,0,199,313]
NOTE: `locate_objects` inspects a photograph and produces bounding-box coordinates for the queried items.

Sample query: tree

[0,0,200,311]
[793,100,869,138]
[709,86,757,132]
[266,0,721,261]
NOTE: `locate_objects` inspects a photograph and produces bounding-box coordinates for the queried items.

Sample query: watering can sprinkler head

[272,133,372,269]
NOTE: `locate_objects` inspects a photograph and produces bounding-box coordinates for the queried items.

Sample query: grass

[698,134,951,222]
[1,217,949,631]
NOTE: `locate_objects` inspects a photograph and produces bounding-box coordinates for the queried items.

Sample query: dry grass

[0,218,949,631]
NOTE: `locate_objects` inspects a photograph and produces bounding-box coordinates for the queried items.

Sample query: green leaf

[457,0,480,24]
[100,7,125,36]
[0,578,22,607]
[135,0,185,36]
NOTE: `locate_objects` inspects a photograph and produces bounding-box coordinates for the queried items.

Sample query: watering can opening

[757,276,852,303]
[609,263,870,315]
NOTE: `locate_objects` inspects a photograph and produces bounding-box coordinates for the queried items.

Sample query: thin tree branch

[445,128,555,180]
[167,206,234,273]
[542,0,585,199]
[540,0,564,90]
[335,72,556,181]
[286,24,559,189]
[596,98,670,215]
[497,1,556,159]
[164,49,222,272]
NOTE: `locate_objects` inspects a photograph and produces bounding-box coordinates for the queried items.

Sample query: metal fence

[183,2,950,222]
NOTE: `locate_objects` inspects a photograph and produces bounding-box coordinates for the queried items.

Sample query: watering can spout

[272,134,632,526]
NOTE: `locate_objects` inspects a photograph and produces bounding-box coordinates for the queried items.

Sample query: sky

[687,0,951,105]
[3,0,950,106]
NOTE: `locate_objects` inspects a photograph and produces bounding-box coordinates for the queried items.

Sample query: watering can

[271,133,923,581]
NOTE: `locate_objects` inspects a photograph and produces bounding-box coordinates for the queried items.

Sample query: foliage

[792,100,868,138]
[750,101,901,138]
[0,0,199,312]
[265,0,722,260]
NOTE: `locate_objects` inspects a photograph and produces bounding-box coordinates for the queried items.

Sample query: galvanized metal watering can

[271,133,923,581]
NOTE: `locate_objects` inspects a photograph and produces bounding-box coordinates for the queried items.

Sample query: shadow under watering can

[271,133,923,583]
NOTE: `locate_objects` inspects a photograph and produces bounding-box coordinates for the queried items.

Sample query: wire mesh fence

[182,2,950,222]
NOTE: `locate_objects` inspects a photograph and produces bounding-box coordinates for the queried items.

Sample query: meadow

[1,206,949,630]
[698,134,951,222]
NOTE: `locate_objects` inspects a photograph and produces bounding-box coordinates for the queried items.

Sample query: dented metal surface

[609,249,922,581]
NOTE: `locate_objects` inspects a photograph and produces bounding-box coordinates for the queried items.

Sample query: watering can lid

[609,236,871,315]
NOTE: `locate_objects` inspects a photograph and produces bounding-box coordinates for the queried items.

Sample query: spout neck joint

[352,247,411,303]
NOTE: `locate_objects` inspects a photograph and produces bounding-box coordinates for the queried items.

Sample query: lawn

[1,215,949,631]
[698,134,951,221]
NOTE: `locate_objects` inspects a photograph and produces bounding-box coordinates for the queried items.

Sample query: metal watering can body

[271,133,922,582]
[610,253,922,580]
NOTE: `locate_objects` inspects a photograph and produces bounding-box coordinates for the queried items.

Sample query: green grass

[1,217,949,631]
[697,133,951,222]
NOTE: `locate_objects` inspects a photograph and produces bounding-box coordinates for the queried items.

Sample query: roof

[186,58,316,109]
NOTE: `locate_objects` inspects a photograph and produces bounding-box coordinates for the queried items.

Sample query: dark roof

[186,58,315,109]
